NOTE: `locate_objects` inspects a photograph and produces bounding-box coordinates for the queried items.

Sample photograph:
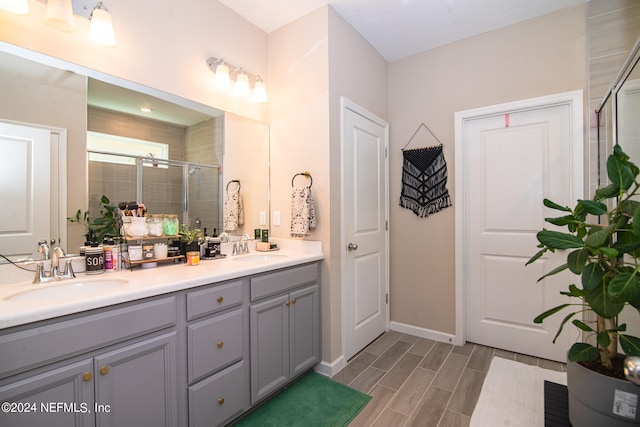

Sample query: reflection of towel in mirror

[224,189,244,232]
[290,186,316,238]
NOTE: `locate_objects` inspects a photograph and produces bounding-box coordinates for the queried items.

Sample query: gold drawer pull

[286,301,290,307]
[217,341,224,348]
[218,398,225,405]
[217,296,224,303]
[100,366,109,376]
[292,298,297,304]
[83,372,93,382]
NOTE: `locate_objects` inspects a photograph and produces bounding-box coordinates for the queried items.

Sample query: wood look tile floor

[332,331,565,427]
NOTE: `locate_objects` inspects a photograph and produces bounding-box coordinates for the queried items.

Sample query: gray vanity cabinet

[0,297,178,427]
[249,263,320,404]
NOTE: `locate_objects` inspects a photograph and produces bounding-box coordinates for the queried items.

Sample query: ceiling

[218,0,586,62]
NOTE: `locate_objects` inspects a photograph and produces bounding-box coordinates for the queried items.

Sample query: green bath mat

[233,371,371,427]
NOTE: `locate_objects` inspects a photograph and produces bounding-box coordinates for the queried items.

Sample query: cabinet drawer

[189,361,245,427]
[0,296,176,379]
[186,280,243,321]
[188,308,243,383]
[250,263,318,302]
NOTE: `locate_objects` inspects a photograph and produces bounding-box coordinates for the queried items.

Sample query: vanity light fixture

[44,0,75,32]
[206,57,268,103]
[88,1,116,47]
[0,0,29,14]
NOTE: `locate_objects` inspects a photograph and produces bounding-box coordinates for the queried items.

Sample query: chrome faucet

[232,234,252,255]
[32,242,77,283]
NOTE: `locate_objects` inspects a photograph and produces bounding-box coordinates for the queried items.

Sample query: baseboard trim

[390,321,457,345]
[314,355,346,378]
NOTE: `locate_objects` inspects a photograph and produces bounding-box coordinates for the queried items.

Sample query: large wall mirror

[0,45,269,259]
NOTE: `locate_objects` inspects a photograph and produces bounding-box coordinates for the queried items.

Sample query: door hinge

[386,293,389,304]
[384,146,388,158]
[385,220,388,231]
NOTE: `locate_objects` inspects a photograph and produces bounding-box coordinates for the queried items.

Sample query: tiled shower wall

[588,0,640,194]
[87,106,222,233]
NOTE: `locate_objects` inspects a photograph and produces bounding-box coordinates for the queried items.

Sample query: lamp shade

[234,72,250,97]
[213,63,231,90]
[89,7,116,46]
[44,0,75,32]
[253,77,268,103]
[0,0,29,14]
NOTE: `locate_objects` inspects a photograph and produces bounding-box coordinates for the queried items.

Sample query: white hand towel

[290,186,316,238]
[224,189,242,232]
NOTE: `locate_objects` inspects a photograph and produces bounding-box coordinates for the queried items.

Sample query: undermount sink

[232,254,288,263]
[5,278,129,303]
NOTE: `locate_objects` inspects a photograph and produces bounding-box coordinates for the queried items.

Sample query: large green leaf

[614,144,631,162]
[621,200,640,217]
[620,335,640,357]
[634,205,640,237]
[543,198,571,212]
[568,342,599,362]
[533,304,570,324]
[608,154,634,190]
[585,225,613,248]
[608,272,640,303]
[526,249,546,266]
[586,283,625,318]
[537,230,584,249]
[545,215,576,227]
[577,200,608,216]
[567,249,589,274]
[594,184,620,200]
[581,263,604,291]
[572,319,593,332]
[537,263,569,282]
[598,247,619,258]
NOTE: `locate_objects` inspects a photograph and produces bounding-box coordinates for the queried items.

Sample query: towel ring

[226,179,241,192]
[292,172,312,188]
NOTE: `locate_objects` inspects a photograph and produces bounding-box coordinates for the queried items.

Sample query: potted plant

[176,224,204,255]
[528,144,640,426]
[68,195,121,244]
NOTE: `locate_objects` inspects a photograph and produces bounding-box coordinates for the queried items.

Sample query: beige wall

[388,5,588,336]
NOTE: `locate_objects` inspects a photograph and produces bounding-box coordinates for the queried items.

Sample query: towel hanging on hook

[402,123,443,151]
[226,179,241,192]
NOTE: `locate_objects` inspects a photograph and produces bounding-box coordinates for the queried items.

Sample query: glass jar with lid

[147,214,164,237]
[163,214,179,236]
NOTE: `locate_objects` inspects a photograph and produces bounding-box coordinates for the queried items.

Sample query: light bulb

[213,63,231,90]
[0,0,29,14]
[89,6,116,47]
[44,0,75,32]
[234,72,250,97]
[253,77,268,103]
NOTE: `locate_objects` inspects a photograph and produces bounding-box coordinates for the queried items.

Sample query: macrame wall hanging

[399,123,452,218]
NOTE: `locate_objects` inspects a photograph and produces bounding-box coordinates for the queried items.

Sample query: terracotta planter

[567,358,640,426]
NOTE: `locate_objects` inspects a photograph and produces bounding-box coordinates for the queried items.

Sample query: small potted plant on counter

[68,195,121,244]
[527,144,640,426]
[176,224,204,256]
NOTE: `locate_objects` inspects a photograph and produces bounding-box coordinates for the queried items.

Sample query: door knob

[347,243,358,251]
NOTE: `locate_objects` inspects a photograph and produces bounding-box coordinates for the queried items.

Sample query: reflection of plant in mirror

[68,195,121,244]
[178,224,204,245]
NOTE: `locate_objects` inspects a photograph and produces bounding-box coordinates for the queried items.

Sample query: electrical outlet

[259,211,266,225]
[273,211,281,226]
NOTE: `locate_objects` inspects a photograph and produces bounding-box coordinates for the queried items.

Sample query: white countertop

[0,239,323,330]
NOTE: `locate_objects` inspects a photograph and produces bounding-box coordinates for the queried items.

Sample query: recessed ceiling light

[140,106,153,113]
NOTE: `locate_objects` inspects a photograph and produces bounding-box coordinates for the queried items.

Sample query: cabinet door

[290,284,320,377]
[188,361,245,427]
[250,294,289,404]
[0,359,94,427]
[94,332,177,427]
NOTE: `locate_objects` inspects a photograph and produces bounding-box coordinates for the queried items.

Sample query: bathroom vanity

[0,245,322,427]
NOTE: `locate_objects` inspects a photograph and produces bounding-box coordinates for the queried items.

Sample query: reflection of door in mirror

[0,121,54,258]
[616,66,640,163]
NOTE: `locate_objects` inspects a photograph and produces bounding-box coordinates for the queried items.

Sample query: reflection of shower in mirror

[188,166,201,176]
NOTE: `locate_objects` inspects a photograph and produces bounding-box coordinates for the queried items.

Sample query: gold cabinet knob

[218,398,225,405]
[217,341,224,348]
[286,301,290,307]
[292,298,297,304]
[100,366,109,375]
[217,296,223,303]
[83,372,93,382]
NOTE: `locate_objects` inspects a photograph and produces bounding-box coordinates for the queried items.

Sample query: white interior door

[0,121,51,258]
[457,92,583,362]
[342,98,389,361]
